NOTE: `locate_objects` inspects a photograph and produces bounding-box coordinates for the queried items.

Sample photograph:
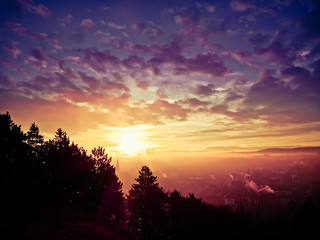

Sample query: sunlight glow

[104,125,157,157]
[118,132,145,155]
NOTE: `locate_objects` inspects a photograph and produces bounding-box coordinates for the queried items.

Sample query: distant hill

[256,147,320,154]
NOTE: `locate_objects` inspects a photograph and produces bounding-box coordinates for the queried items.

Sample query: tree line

[1,112,320,240]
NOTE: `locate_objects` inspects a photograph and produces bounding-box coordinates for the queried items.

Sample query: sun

[118,132,145,155]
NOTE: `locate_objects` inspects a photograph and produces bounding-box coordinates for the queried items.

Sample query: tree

[0,112,39,231]
[27,122,44,148]
[127,166,167,239]
[90,147,124,225]
[53,128,70,149]
[0,112,29,198]
[92,146,112,172]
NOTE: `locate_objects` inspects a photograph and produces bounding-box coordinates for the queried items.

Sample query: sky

[0,0,319,166]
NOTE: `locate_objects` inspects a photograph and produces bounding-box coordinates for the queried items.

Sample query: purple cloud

[184,53,229,76]
[108,22,126,30]
[175,7,201,35]
[24,47,48,69]
[257,41,293,66]
[230,0,255,11]
[4,21,47,39]
[122,55,146,69]
[68,48,121,73]
[3,22,60,49]
[2,61,29,77]
[81,18,96,29]
[17,0,51,17]
[241,68,320,124]
[132,23,148,33]
[3,41,21,59]
[59,14,73,27]
[0,71,15,89]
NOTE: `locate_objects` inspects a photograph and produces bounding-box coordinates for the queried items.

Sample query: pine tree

[127,166,167,239]
[27,122,44,148]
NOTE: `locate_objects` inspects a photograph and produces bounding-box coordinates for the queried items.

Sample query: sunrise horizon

[1,1,320,238]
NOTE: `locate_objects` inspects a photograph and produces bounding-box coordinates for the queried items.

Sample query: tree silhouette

[91,146,124,225]
[27,122,44,148]
[127,166,168,239]
[53,128,70,149]
[0,112,35,235]
[0,112,29,197]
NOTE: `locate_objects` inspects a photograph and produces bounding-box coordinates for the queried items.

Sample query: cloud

[108,22,126,30]
[66,41,229,78]
[205,4,216,13]
[200,63,320,125]
[32,3,51,17]
[239,14,256,26]
[4,22,60,49]
[2,61,29,77]
[194,84,217,97]
[257,40,293,66]
[68,48,121,74]
[17,0,51,17]
[3,41,21,59]
[24,47,48,69]
[136,81,149,90]
[241,68,320,124]
[94,29,111,43]
[174,7,201,35]
[4,21,47,39]
[222,49,254,66]
[122,55,146,69]
[147,99,189,121]
[145,41,229,76]
[147,22,165,39]
[81,18,96,29]
[0,71,15,89]
[178,98,209,110]
[132,23,148,33]
[183,53,229,76]
[59,14,73,27]
[131,21,163,38]
[230,0,255,11]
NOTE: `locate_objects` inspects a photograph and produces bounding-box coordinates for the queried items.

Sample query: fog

[118,149,320,205]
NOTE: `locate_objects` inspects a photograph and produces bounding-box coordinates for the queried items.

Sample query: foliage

[27,122,44,148]
[91,146,124,223]
[127,166,168,239]
[0,112,125,234]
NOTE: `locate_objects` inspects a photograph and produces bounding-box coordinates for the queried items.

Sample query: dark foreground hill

[6,207,131,240]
